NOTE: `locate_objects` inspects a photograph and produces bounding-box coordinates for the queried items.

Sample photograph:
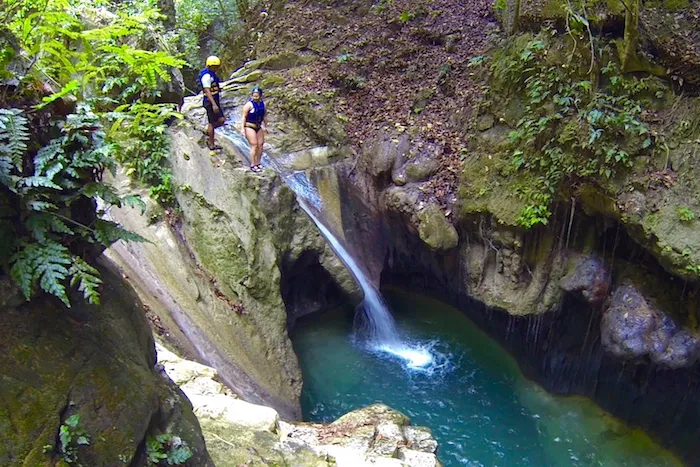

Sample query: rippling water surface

[292,290,682,467]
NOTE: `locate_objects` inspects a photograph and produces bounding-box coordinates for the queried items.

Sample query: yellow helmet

[206,56,221,67]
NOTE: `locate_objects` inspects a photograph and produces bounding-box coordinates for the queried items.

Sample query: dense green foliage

[0,108,145,307]
[489,26,663,228]
[1,0,186,306]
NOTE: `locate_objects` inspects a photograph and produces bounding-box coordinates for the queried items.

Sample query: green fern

[10,241,72,306]
[0,108,28,190]
[93,219,146,246]
[26,212,73,242]
[0,108,29,169]
[2,108,146,307]
[69,258,102,305]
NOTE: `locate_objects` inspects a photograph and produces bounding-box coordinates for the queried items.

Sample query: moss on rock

[417,204,459,251]
[0,262,212,466]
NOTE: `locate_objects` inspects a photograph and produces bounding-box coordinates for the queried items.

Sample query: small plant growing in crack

[678,206,695,223]
[146,434,193,465]
[43,414,90,465]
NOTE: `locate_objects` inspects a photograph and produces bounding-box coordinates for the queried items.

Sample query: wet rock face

[601,285,700,368]
[560,255,611,304]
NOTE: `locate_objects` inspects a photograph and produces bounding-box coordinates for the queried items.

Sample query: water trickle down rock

[601,284,700,369]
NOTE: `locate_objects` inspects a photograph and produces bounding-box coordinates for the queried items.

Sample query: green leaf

[64,414,80,428]
[23,176,63,190]
[34,80,81,110]
[121,194,146,214]
[10,241,73,306]
[93,219,146,246]
[81,182,121,205]
[59,425,71,450]
[69,258,102,305]
[167,446,193,465]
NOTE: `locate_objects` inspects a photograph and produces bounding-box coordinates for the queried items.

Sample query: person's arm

[241,103,251,134]
[205,88,219,113]
[201,73,219,113]
[263,115,269,133]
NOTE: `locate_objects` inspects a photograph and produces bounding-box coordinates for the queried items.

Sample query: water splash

[216,124,432,368]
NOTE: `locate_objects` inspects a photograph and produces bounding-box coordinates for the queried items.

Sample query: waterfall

[218,126,433,368]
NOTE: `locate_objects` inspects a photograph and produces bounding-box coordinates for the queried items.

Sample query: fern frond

[27,200,58,211]
[26,212,73,242]
[93,219,146,246]
[0,108,29,168]
[69,257,102,305]
[10,244,35,299]
[36,256,71,306]
[121,194,146,214]
[10,240,73,307]
[0,155,14,189]
[34,141,64,173]
[23,176,62,190]
[81,182,121,205]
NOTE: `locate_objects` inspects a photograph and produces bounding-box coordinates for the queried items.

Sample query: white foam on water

[374,342,435,369]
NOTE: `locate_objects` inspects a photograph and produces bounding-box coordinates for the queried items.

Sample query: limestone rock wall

[0,261,212,467]
[106,112,357,419]
[158,343,442,467]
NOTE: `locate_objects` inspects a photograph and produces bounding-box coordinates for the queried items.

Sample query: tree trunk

[621,0,640,71]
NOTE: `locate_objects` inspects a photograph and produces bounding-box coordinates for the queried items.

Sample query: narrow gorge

[2,0,700,465]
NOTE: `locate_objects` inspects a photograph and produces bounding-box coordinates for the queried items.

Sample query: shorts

[245,122,262,132]
[204,101,224,124]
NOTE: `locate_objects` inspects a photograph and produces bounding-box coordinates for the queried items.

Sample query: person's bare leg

[244,127,257,167]
[255,129,265,166]
[207,123,215,149]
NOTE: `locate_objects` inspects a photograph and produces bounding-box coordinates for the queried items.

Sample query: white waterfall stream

[218,125,433,368]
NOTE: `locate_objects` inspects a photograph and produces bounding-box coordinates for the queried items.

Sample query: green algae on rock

[0,262,212,467]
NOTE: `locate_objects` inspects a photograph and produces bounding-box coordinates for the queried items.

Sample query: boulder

[159,348,442,467]
[416,203,459,251]
[560,254,611,303]
[0,262,212,466]
[360,132,410,178]
[601,284,700,368]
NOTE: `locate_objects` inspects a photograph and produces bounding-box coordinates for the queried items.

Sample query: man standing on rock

[199,56,225,154]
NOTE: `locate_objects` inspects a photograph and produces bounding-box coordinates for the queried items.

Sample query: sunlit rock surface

[158,345,442,467]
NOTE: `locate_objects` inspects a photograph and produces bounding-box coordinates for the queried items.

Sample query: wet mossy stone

[230,69,264,84]
[260,73,286,88]
[416,204,459,251]
[0,261,212,466]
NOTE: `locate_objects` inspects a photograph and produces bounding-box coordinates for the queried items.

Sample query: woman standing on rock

[241,86,267,173]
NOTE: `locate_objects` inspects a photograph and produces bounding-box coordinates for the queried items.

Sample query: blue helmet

[252,86,263,96]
